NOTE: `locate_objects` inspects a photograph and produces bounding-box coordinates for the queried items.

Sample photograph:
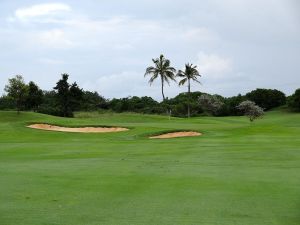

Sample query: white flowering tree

[237,100,264,122]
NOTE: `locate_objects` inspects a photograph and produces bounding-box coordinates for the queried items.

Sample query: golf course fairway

[0,110,299,225]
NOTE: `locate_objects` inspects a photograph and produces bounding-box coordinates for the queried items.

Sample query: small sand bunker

[27,124,128,133]
[150,131,202,139]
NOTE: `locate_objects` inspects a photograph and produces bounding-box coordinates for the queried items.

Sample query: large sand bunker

[150,131,202,139]
[27,124,129,133]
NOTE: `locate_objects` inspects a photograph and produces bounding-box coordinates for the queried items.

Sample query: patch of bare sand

[27,124,128,133]
[150,131,202,139]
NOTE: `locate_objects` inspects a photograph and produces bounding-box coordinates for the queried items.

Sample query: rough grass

[0,110,300,225]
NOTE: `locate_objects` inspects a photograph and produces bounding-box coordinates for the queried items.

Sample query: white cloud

[27,16,216,51]
[14,3,71,21]
[7,3,219,51]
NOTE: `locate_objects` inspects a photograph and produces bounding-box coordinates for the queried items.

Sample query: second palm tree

[177,63,201,117]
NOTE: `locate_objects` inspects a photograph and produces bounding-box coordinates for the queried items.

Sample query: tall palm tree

[177,63,201,117]
[145,54,176,101]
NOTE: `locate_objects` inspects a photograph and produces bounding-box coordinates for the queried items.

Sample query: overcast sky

[1,0,299,100]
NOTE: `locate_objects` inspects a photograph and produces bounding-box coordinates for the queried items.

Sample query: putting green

[0,110,299,225]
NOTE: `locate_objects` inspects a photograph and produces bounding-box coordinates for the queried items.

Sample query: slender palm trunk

[161,75,165,101]
[187,79,191,118]
[161,75,171,116]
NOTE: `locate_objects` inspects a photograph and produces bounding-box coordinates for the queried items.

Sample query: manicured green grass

[0,110,299,225]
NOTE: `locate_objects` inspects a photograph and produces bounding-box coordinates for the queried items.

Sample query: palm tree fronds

[148,73,159,85]
[179,78,187,86]
[144,66,157,76]
[177,63,202,88]
[144,54,176,100]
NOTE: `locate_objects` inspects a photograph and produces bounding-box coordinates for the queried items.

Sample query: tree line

[1,73,298,118]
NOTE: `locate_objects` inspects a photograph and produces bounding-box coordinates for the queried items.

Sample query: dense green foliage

[53,74,84,117]
[80,91,108,111]
[109,96,160,113]
[0,95,15,110]
[25,81,43,112]
[288,89,300,112]
[164,92,204,116]
[0,110,299,225]
[37,91,60,116]
[4,75,28,113]
[246,88,286,110]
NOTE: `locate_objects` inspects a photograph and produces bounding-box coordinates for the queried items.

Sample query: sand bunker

[150,131,202,139]
[27,124,129,133]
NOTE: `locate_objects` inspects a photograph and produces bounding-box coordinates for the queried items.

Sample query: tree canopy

[246,88,286,110]
[288,89,300,112]
[4,75,28,113]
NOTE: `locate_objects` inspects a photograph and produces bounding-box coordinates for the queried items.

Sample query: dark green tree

[246,89,286,110]
[81,91,107,111]
[0,95,15,110]
[288,89,300,112]
[26,81,43,111]
[145,54,176,101]
[37,91,60,116]
[224,94,246,116]
[4,75,28,114]
[53,74,72,117]
[177,63,201,117]
[69,82,84,112]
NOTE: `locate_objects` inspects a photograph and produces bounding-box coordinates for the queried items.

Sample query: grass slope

[0,110,299,225]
